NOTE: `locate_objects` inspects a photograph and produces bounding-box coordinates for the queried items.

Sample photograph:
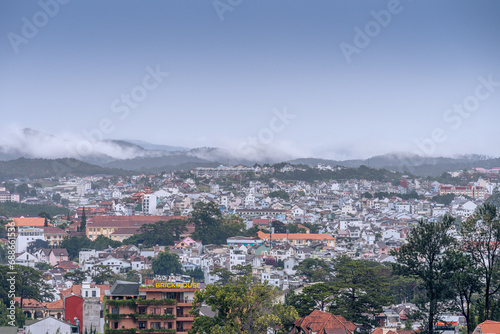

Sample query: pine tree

[80,207,87,232]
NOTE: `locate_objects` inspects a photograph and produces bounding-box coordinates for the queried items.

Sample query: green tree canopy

[268,190,290,201]
[392,216,457,334]
[190,202,244,245]
[92,264,116,285]
[152,250,183,276]
[329,257,393,329]
[293,258,334,283]
[123,219,187,247]
[190,274,298,334]
[460,203,500,322]
[64,269,88,285]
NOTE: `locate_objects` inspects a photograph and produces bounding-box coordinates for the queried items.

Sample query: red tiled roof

[14,297,44,308]
[55,261,79,270]
[253,218,270,226]
[42,226,68,234]
[295,310,356,334]
[110,227,140,235]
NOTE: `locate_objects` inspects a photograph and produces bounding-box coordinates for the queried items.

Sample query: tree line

[392,203,500,334]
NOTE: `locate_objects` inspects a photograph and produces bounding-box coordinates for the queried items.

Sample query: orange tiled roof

[43,299,63,309]
[257,231,335,240]
[477,320,500,334]
[13,217,45,227]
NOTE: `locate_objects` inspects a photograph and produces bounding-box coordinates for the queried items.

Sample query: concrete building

[15,227,45,253]
[105,280,200,334]
[81,282,103,333]
[143,194,158,215]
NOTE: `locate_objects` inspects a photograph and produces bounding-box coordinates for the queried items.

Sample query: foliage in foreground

[190,274,298,334]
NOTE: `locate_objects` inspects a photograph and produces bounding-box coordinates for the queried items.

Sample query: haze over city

[1,0,500,161]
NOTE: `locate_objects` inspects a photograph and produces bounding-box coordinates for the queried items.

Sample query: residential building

[0,187,20,202]
[16,227,45,253]
[105,280,200,334]
[42,226,68,247]
[257,231,335,247]
[85,216,187,241]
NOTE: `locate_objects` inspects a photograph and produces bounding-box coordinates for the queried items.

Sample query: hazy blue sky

[1,0,499,160]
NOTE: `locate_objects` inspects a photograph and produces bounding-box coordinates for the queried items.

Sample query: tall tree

[446,250,482,334]
[330,256,393,330]
[288,283,335,313]
[0,265,53,308]
[80,206,87,232]
[392,216,457,334]
[190,273,298,334]
[460,203,500,321]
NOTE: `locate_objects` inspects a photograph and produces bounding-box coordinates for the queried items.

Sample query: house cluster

[3,164,500,333]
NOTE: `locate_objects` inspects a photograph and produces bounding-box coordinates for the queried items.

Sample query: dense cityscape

[1,160,500,333]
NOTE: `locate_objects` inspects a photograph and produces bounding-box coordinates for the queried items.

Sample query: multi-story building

[42,226,68,247]
[192,166,254,178]
[257,231,336,247]
[0,187,20,202]
[143,194,158,215]
[105,280,199,334]
[439,184,487,200]
[85,216,188,241]
[16,227,45,253]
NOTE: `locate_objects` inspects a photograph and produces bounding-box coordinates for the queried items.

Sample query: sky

[1,0,500,161]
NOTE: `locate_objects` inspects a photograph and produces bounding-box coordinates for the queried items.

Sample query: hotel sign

[154,282,200,289]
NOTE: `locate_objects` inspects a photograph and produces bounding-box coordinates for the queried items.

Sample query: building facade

[105,280,199,334]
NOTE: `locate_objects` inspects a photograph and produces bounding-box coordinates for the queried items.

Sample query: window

[166,308,173,315]
[85,291,88,297]
[139,322,147,329]
[113,322,119,329]
[92,290,96,297]
[111,307,119,315]
[167,322,173,329]
[150,322,161,329]
[138,307,146,315]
